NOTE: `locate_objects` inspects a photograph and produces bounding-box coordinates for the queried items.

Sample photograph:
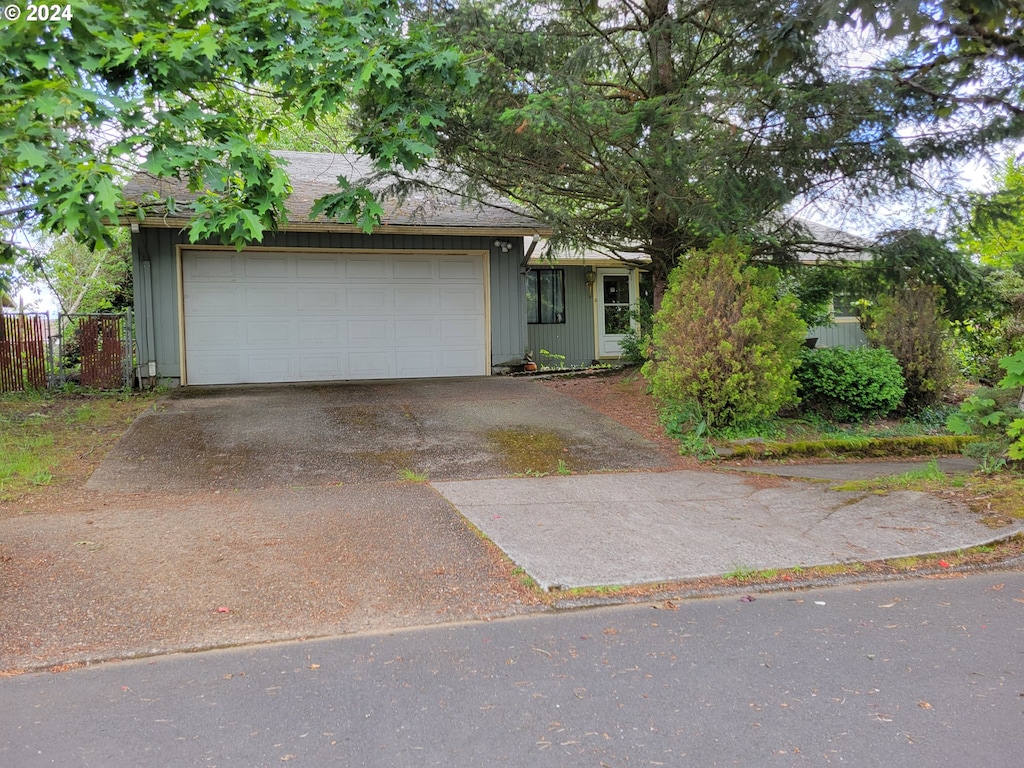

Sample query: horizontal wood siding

[807,321,868,349]
[527,266,595,367]
[133,228,525,380]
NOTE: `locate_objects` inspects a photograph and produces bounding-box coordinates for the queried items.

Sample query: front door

[596,269,633,357]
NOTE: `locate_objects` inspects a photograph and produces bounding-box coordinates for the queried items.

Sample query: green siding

[132,228,527,381]
[807,321,868,349]
[527,266,596,367]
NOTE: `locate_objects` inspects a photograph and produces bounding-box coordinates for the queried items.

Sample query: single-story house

[124,151,552,386]
[124,151,866,385]
[524,221,869,369]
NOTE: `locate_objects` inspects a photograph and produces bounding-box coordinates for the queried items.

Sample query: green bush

[643,239,806,429]
[796,346,906,422]
[619,299,653,365]
[865,279,956,411]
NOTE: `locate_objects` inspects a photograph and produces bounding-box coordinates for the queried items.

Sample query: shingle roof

[123,151,549,235]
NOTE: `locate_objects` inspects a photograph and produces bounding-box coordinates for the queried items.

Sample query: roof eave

[120,217,552,238]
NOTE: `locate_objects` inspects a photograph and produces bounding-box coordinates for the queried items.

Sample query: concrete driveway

[87,377,674,492]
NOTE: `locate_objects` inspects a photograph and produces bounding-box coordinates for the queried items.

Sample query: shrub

[643,239,806,429]
[865,279,956,411]
[619,299,654,365]
[796,346,906,422]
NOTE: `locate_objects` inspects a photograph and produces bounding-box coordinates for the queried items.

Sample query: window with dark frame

[526,269,566,324]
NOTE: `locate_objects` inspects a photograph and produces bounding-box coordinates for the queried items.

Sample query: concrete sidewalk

[432,460,1021,591]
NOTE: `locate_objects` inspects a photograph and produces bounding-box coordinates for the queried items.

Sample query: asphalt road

[2,571,1022,767]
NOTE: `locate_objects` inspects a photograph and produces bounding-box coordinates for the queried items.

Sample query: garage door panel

[345,256,389,279]
[395,317,437,344]
[439,286,484,313]
[440,256,482,280]
[246,286,295,313]
[394,257,434,279]
[347,318,394,344]
[187,353,243,384]
[246,320,295,348]
[396,349,439,377]
[394,287,436,313]
[296,255,341,279]
[440,317,485,344]
[244,254,291,278]
[299,353,345,378]
[348,350,392,378]
[248,353,297,380]
[296,287,344,313]
[183,250,486,384]
[298,320,342,343]
[186,285,243,315]
[191,253,236,278]
[347,285,391,312]
[187,319,243,349]
[442,349,489,375]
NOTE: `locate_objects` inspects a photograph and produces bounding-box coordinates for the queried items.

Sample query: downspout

[520,233,540,270]
[133,224,158,386]
[520,234,541,364]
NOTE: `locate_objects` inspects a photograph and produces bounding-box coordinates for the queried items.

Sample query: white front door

[596,269,633,358]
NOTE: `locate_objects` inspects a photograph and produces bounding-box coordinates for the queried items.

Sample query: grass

[0,389,157,501]
[397,468,429,483]
[831,458,950,493]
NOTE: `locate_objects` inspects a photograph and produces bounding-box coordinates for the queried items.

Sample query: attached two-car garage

[181,248,488,385]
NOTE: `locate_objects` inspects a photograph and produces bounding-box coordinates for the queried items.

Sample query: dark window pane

[603,275,628,304]
[604,306,631,335]
[527,269,565,324]
[526,271,539,323]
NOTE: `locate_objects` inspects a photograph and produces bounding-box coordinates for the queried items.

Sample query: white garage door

[182,249,487,385]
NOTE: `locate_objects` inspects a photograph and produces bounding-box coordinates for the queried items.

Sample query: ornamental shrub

[643,240,806,429]
[795,346,906,422]
[864,279,956,411]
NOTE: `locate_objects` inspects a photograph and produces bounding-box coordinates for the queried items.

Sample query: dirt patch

[541,369,696,470]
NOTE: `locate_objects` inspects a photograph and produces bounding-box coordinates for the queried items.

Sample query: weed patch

[0,391,156,501]
[487,427,571,475]
[397,468,429,483]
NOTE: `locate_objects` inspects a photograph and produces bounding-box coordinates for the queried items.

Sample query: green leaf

[15,142,48,168]
[945,413,972,435]
[997,352,1024,388]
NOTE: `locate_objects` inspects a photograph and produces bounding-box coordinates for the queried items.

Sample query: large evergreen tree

[421,0,1024,303]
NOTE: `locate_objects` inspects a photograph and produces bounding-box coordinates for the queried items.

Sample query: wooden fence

[0,313,48,392]
[77,314,128,389]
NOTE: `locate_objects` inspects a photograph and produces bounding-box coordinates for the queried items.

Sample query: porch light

[585,267,596,286]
